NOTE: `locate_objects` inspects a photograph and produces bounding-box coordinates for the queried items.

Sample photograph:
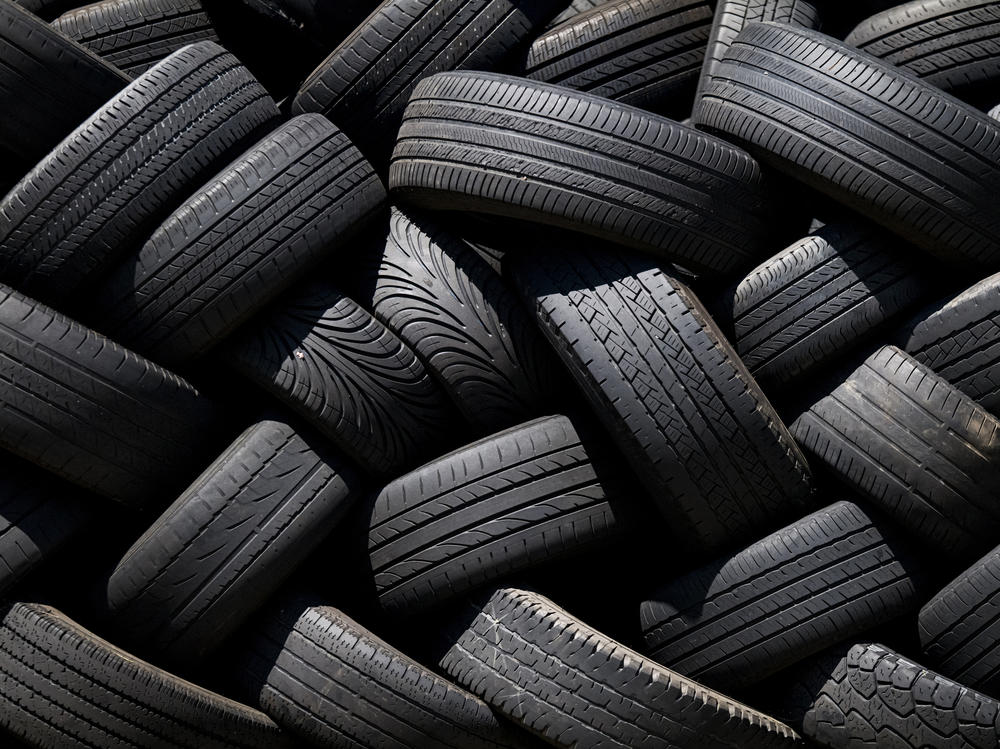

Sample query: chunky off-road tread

[785,642,1000,749]
[52,0,220,76]
[522,0,712,117]
[369,415,634,613]
[547,0,614,28]
[241,599,519,749]
[511,245,812,553]
[96,114,386,365]
[105,419,361,664]
[291,0,561,166]
[731,224,928,385]
[846,0,1000,103]
[354,206,558,433]
[790,345,1000,556]
[0,41,278,306]
[641,501,923,691]
[0,601,291,749]
[391,71,775,275]
[441,587,801,748]
[0,0,128,176]
[698,22,1000,267]
[693,0,820,118]
[898,272,1000,414]
[0,284,218,505]
[226,283,457,476]
[919,545,1000,696]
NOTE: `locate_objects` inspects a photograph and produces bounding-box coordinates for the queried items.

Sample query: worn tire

[441,587,801,748]
[512,245,811,553]
[641,500,924,691]
[0,41,278,307]
[522,0,713,117]
[790,345,1000,557]
[0,601,291,749]
[697,22,1000,267]
[95,113,386,366]
[391,71,776,275]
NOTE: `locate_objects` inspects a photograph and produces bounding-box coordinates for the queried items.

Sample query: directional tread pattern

[96,113,386,365]
[641,500,923,691]
[440,587,801,748]
[390,71,774,275]
[790,345,1000,557]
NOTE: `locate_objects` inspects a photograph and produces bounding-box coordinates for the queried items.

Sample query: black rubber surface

[547,0,614,28]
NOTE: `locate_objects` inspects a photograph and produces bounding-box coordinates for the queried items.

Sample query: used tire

[729,224,929,385]
[13,0,84,18]
[546,0,613,28]
[95,113,386,366]
[390,71,776,275]
[240,597,520,749]
[226,282,458,476]
[0,284,219,505]
[641,500,924,691]
[512,244,812,553]
[441,587,801,748]
[789,345,1000,557]
[0,41,278,308]
[697,22,1000,267]
[51,0,220,76]
[521,0,713,117]
[0,601,292,749]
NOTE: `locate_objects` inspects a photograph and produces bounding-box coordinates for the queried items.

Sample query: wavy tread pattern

[0,284,217,506]
[785,642,1000,748]
[369,415,634,613]
[697,22,1000,266]
[641,500,923,691]
[226,283,457,476]
[390,71,774,275]
[0,41,278,306]
[52,0,219,76]
[790,345,1000,557]
[96,113,386,365]
[241,600,518,749]
[106,419,361,664]
[522,0,712,117]
[731,224,929,385]
[441,587,801,748]
[511,245,811,553]
[0,601,290,749]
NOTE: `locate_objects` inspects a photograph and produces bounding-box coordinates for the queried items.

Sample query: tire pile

[3,0,1000,746]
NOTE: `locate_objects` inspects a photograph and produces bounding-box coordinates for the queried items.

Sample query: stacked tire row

[3,0,1000,747]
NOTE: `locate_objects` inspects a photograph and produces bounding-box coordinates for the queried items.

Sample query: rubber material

[547,0,613,28]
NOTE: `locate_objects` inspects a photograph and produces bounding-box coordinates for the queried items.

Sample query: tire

[546,0,614,28]
[51,0,220,76]
[640,500,924,691]
[390,71,776,275]
[991,101,1000,119]
[13,0,82,18]
[521,0,713,118]
[0,284,219,506]
[0,601,292,749]
[240,597,520,749]
[784,642,1000,749]
[225,282,459,476]
[692,0,820,119]
[919,545,1000,697]
[440,587,801,748]
[0,41,278,308]
[845,0,1000,105]
[238,0,383,47]
[105,419,361,665]
[290,0,561,168]
[94,114,386,366]
[351,206,559,433]
[369,415,635,614]
[511,245,812,553]
[0,0,128,179]
[789,345,1000,557]
[729,224,929,385]
[696,22,1000,267]
[898,272,1000,415]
